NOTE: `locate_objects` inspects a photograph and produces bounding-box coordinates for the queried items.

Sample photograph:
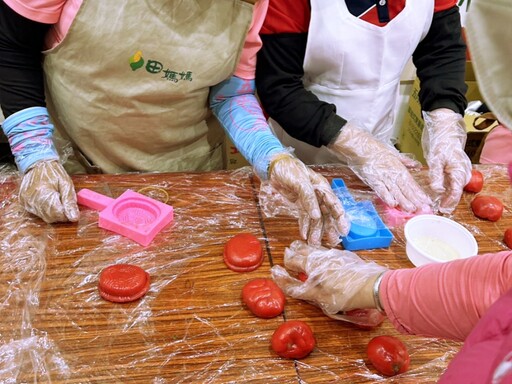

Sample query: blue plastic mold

[331,178,393,250]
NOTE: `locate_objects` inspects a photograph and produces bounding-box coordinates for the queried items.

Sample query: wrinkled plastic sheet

[0,163,510,383]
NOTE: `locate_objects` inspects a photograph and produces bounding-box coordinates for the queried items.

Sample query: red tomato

[471,195,504,222]
[504,228,512,249]
[367,335,410,376]
[241,278,285,319]
[464,169,484,193]
[271,320,316,359]
[297,272,308,282]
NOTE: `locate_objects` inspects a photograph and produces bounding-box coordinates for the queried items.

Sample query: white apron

[43,0,253,174]
[270,0,434,164]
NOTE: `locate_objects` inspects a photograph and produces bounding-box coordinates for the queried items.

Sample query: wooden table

[0,164,510,383]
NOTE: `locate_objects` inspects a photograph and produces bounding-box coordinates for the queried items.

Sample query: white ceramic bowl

[404,215,478,267]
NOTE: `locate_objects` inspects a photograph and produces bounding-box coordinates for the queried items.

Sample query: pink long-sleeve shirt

[381,251,512,382]
[3,0,267,80]
[381,250,512,341]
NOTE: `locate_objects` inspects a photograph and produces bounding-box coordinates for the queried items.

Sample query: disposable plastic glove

[268,154,349,246]
[328,122,432,212]
[271,240,388,325]
[19,160,79,223]
[422,109,472,214]
[2,107,79,223]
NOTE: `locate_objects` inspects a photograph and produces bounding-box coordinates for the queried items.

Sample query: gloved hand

[422,109,472,214]
[268,154,349,246]
[2,107,79,223]
[19,160,79,223]
[328,121,432,212]
[271,240,388,324]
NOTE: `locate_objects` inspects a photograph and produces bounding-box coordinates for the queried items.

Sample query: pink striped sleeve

[380,251,512,341]
[3,0,65,23]
[234,0,268,80]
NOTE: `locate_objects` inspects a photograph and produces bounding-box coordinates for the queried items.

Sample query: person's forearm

[0,0,50,118]
[256,32,346,147]
[209,75,285,179]
[3,107,59,173]
[380,251,512,341]
[412,6,467,115]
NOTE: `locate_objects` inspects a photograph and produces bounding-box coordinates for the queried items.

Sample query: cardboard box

[397,61,498,164]
[223,136,250,170]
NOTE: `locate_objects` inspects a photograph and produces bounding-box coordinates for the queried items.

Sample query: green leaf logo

[129,50,144,71]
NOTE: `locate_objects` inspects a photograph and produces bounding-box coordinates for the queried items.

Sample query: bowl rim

[404,214,478,264]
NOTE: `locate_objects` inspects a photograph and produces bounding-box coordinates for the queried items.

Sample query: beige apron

[466,0,512,130]
[270,0,433,165]
[44,0,253,174]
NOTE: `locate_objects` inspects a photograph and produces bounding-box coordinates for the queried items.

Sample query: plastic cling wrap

[0,164,510,383]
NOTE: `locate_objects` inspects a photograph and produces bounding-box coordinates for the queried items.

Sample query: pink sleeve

[380,251,512,341]
[3,0,66,23]
[234,0,268,80]
[479,125,512,165]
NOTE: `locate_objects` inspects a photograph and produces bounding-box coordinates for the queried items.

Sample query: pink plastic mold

[77,188,174,246]
[379,201,433,228]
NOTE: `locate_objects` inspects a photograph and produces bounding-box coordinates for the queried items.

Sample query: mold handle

[77,189,115,211]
